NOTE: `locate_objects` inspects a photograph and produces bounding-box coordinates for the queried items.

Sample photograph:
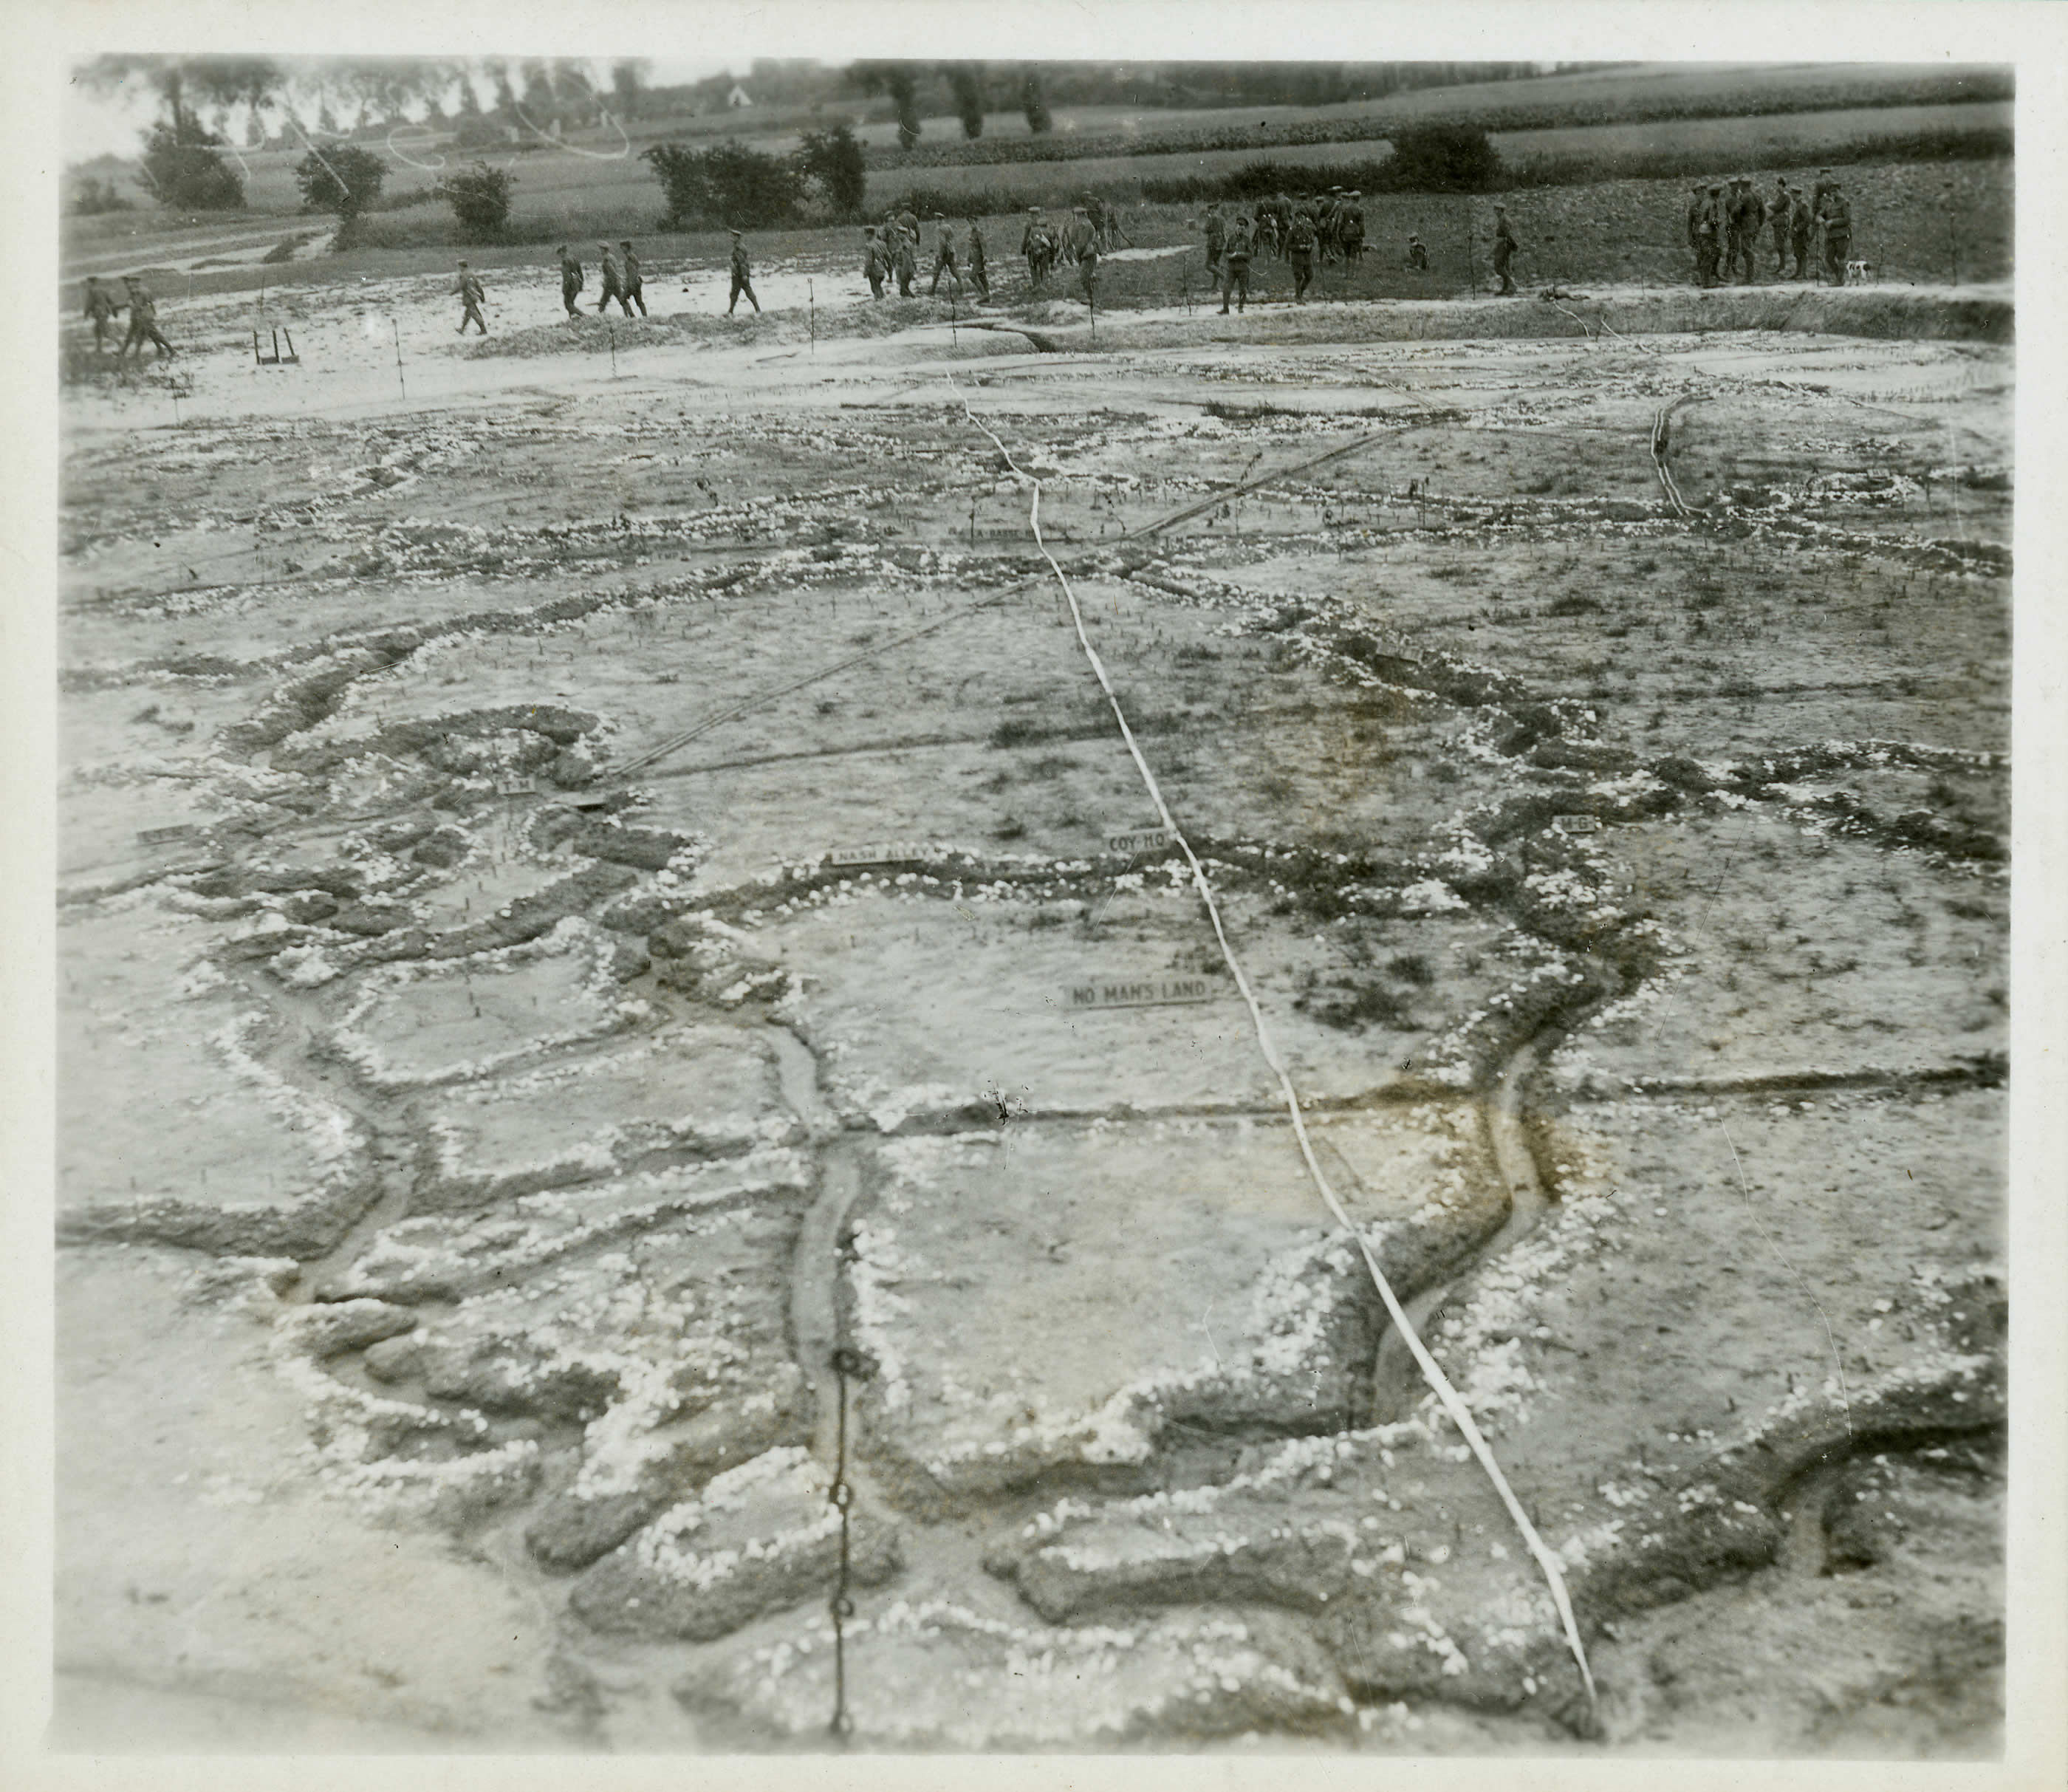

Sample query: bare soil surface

[56,270,2006,1754]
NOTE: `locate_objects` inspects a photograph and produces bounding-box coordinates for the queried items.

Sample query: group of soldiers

[862,211,991,301]
[549,240,654,321]
[81,274,177,360]
[1202,188,1379,310]
[1685,167,1857,287]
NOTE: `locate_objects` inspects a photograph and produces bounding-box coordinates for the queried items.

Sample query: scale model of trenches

[58,323,2007,1751]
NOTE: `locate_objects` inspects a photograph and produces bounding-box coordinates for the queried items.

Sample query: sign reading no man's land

[1065,975,1227,1010]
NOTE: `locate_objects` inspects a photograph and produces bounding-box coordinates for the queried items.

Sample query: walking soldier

[119,276,174,360]
[597,242,632,316]
[558,246,583,318]
[1204,202,1225,275]
[966,217,990,301]
[620,242,648,315]
[863,227,888,300]
[1490,203,1517,295]
[83,274,120,352]
[727,230,761,313]
[928,216,962,297]
[1219,213,1255,313]
[1287,208,1317,302]
[455,261,487,334]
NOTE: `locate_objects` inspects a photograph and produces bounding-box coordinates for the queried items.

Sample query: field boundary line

[951,371,1597,1711]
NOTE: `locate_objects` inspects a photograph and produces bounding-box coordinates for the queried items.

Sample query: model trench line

[950,371,1600,1711]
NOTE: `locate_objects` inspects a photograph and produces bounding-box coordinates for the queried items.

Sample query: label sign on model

[138,824,202,845]
[825,841,931,867]
[1064,975,1225,1010]
[1105,828,1178,855]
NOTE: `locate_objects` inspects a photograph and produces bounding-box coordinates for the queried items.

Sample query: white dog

[1846,260,1873,283]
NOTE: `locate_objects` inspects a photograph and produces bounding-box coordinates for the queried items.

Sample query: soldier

[1789,182,1815,280]
[454,260,487,334]
[1286,207,1317,302]
[558,245,584,318]
[82,274,120,352]
[727,230,760,314]
[118,276,174,360]
[1490,202,1516,295]
[893,221,919,297]
[897,203,920,247]
[620,241,648,315]
[1078,228,1100,306]
[928,215,962,297]
[863,227,887,300]
[1769,178,1792,274]
[1810,166,1836,217]
[1219,213,1254,314]
[597,242,632,316]
[1732,178,1762,283]
[1685,185,1711,286]
[1341,191,1366,266]
[1405,233,1429,272]
[965,216,990,301]
[1819,182,1853,285]
[1204,201,1225,276]
[1700,182,1726,287]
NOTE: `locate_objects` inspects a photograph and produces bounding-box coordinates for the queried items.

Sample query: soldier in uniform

[1078,229,1100,305]
[727,230,760,313]
[928,215,962,296]
[897,204,920,247]
[1699,182,1726,287]
[1733,177,1763,283]
[1810,167,1836,216]
[1819,182,1853,284]
[82,274,120,352]
[1789,183,1815,280]
[1490,202,1517,295]
[1769,179,1793,275]
[1286,207,1317,302]
[1341,191,1366,266]
[1405,233,1428,272]
[1219,213,1254,313]
[1021,208,1052,287]
[965,216,990,301]
[597,242,632,315]
[1685,185,1710,286]
[454,261,487,334]
[620,242,648,315]
[862,228,886,299]
[893,221,919,297]
[558,246,584,318]
[119,276,174,360]
[1204,202,1225,276]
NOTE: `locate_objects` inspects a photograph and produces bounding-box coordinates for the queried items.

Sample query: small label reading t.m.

[825,841,931,867]
[1065,975,1225,1010]
[1105,828,1178,855]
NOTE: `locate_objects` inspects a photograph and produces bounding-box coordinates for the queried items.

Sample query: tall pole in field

[391,316,407,400]
[809,278,817,358]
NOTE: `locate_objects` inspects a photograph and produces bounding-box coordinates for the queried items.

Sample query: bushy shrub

[797,123,867,219]
[645,140,801,230]
[435,160,515,239]
[295,145,390,222]
[69,177,133,216]
[141,123,244,210]
[1387,124,1502,192]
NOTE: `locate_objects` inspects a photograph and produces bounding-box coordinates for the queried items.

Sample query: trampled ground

[55,263,2007,1754]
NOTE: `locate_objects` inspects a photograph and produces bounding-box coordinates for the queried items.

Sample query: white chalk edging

[951,375,1597,1709]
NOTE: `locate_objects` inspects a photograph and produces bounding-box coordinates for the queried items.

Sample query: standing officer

[928,215,962,296]
[1789,183,1815,280]
[727,229,760,313]
[82,274,120,352]
[1490,202,1517,294]
[1769,178,1793,275]
[965,216,990,301]
[893,219,919,297]
[454,260,487,334]
[1733,177,1763,282]
[1219,213,1254,313]
[620,241,648,315]
[119,276,174,360]
[1286,206,1317,302]
[558,245,584,318]
[1819,182,1853,284]
[1341,191,1365,266]
[1699,182,1726,287]
[1204,202,1225,277]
